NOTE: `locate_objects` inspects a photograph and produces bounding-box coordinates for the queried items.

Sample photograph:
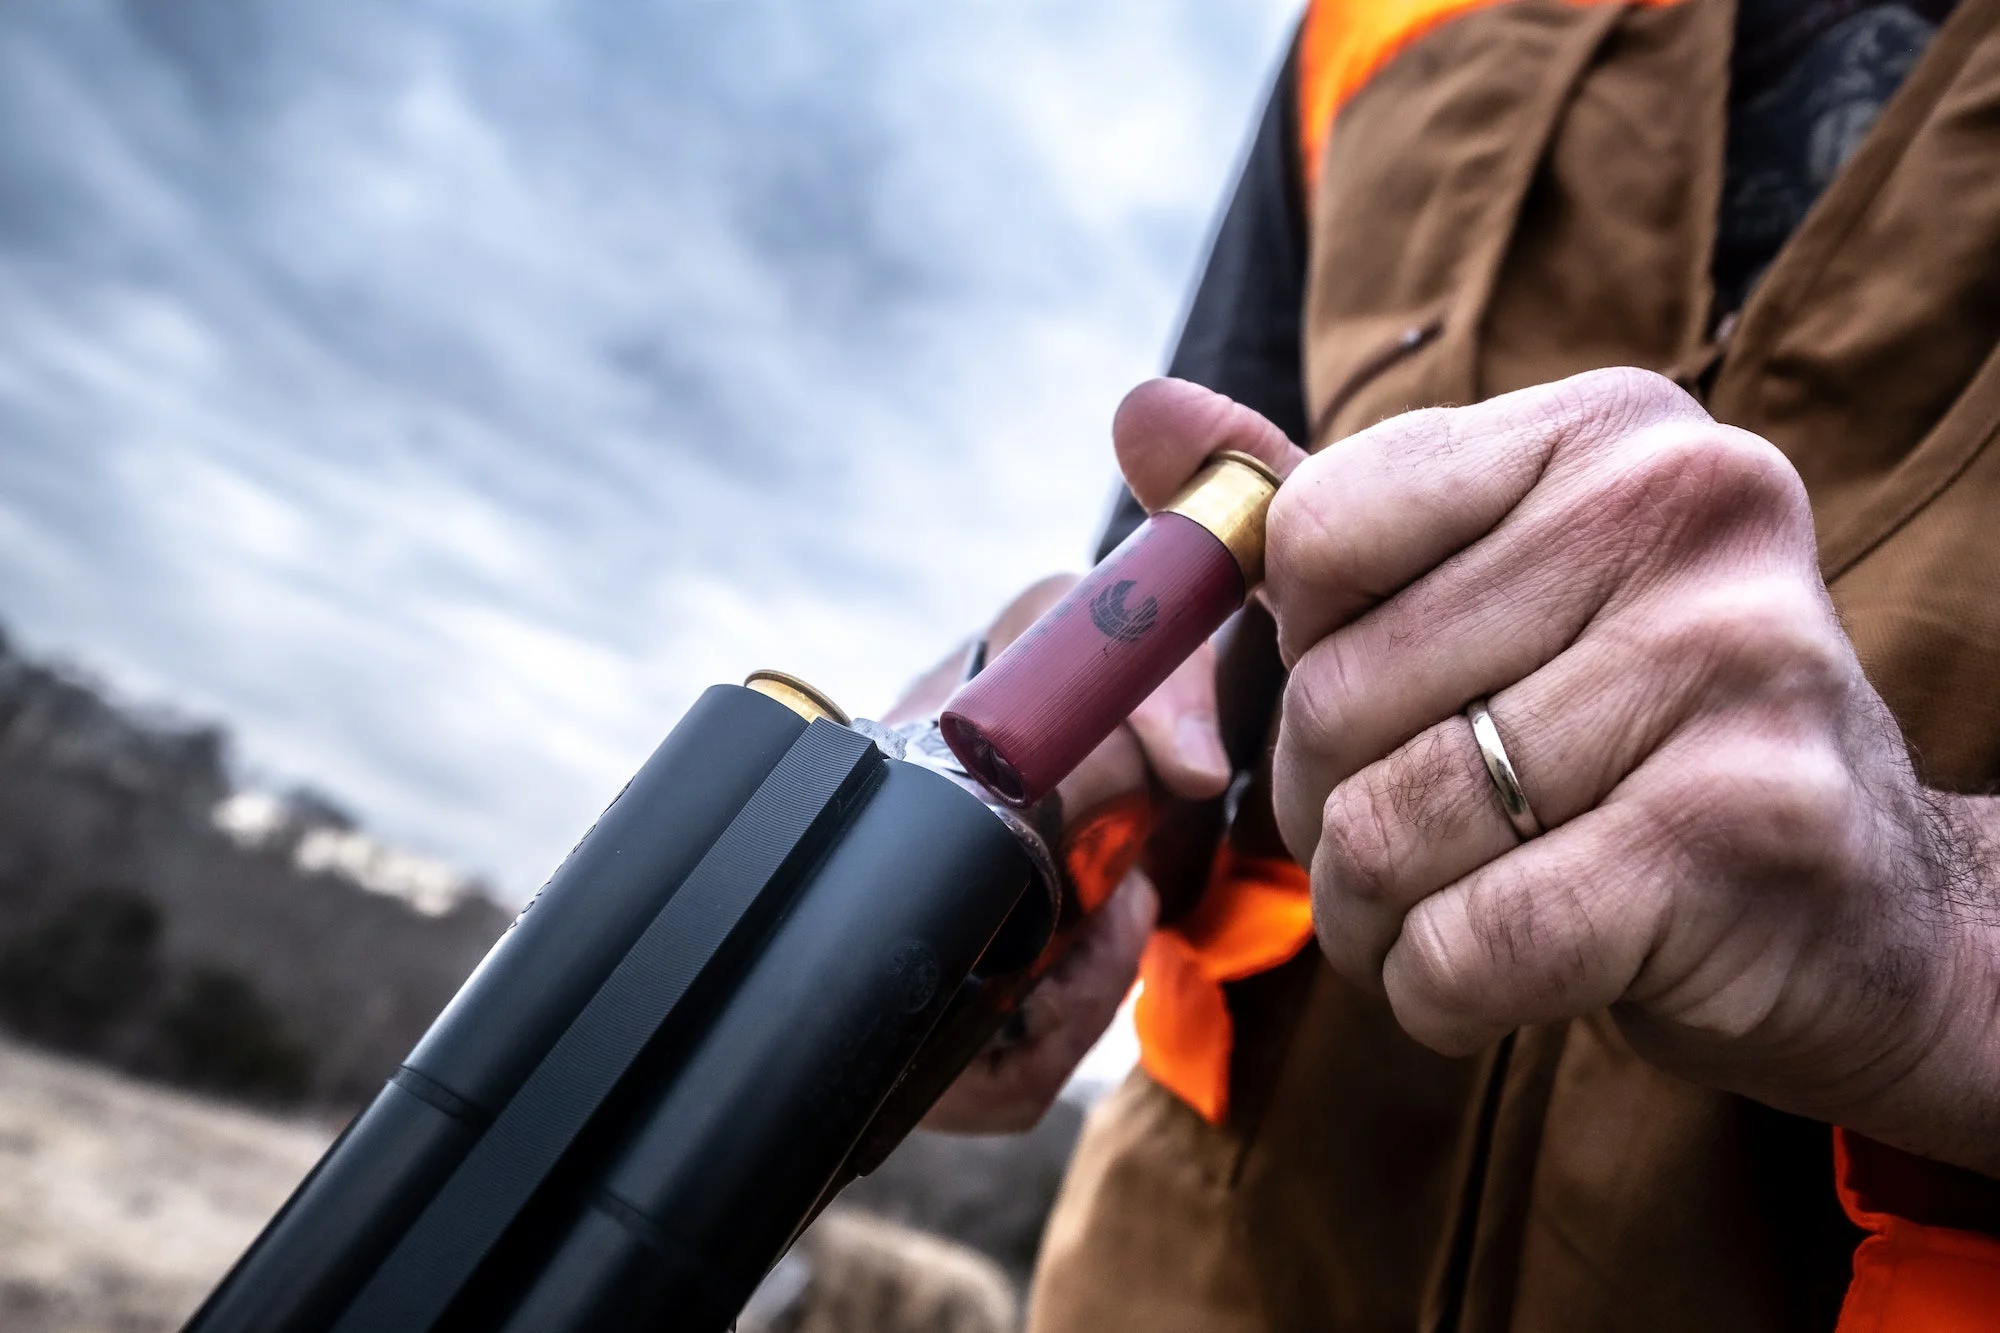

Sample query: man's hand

[899,574,1228,1134]
[922,871,1157,1133]
[1124,369,2000,1178]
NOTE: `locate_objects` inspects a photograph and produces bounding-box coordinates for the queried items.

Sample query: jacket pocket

[1307,313,1444,450]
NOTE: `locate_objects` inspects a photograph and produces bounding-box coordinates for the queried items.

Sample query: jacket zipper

[1309,314,1445,448]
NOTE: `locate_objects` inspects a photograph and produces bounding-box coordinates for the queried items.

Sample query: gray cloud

[0,0,1293,895]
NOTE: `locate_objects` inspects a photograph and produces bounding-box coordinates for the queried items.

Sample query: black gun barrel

[189,678,1060,1333]
[187,684,810,1333]
[491,757,1035,1331]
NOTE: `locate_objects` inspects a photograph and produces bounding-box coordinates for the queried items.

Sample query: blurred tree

[0,888,162,1053]
[151,964,313,1104]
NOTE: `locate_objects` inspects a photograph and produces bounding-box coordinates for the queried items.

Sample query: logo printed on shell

[1089,580,1159,644]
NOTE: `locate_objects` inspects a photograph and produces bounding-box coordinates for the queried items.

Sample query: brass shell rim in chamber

[1163,449,1282,586]
[1208,449,1282,489]
[743,670,852,726]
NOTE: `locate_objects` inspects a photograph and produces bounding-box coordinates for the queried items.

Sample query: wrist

[1846,793,2000,1178]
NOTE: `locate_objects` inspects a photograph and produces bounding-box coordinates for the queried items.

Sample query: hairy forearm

[1890,791,2000,1177]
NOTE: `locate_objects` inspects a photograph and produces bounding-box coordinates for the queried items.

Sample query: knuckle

[1271,733,1329,865]
[1393,903,1481,1015]
[1316,779,1403,911]
[1385,725,1484,838]
[1748,748,1855,856]
[1606,421,1809,536]
[1396,876,1603,1033]
[1280,642,1358,761]
[1662,739,1853,873]
[1310,886,1382,987]
[1753,587,1852,703]
[1624,424,1746,500]
[1459,876,1548,972]
[1550,366,1702,441]
[1490,885,1593,1001]
[1650,577,1850,705]
[1447,875,1598,1014]
[1734,441,1811,523]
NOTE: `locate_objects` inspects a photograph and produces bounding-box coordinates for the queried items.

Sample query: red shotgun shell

[942,451,1280,807]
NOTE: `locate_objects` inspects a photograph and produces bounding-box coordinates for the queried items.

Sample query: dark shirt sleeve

[1094,32,1310,562]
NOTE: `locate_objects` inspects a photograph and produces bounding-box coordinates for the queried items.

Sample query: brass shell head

[1162,449,1282,586]
[743,670,851,726]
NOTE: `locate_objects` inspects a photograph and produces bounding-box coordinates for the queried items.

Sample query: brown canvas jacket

[1030,0,2000,1327]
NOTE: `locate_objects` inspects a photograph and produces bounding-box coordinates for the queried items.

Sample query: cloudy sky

[0,0,1294,900]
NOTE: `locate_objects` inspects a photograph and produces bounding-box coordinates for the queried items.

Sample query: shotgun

[186,450,1277,1333]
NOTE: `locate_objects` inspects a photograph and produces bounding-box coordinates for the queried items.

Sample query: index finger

[1263,368,1708,665]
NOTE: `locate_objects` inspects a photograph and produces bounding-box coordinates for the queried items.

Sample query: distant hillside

[0,628,510,1108]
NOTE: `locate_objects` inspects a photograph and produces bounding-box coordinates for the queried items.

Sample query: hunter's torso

[1033,0,2000,1328]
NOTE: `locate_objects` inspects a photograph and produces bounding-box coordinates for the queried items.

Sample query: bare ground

[0,1035,335,1332]
[0,1037,1021,1333]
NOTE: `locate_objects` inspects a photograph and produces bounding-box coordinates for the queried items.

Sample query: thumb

[1113,378,1306,514]
[1127,638,1229,800]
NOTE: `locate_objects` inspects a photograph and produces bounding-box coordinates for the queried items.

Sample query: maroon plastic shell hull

[941,511,1246,807]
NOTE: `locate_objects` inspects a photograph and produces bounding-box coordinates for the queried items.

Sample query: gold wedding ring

[1466,698,1542,841]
